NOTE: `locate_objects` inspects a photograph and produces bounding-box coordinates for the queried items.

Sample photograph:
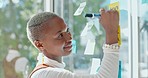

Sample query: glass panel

[0,0,43,78]
[54,0,129,77]
[138,0,148,78]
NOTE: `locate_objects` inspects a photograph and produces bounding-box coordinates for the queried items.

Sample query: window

[0,0,43,78]
[0,0,147,78]
[53,0,129,77]
[139,0,148,77]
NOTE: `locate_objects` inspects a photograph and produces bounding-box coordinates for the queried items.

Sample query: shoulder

[31,67,73,78]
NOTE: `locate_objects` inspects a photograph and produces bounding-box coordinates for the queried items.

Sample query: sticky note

[74,2,86,16]
[81,21,94,37]
[87,20,94,30]
[109,2,121,46]
[118,60,122,78]
[109,2,120,13]
[72,40,77,54]
[84,39,95,55]
[81,23,89,37]
[93,18,100,33]
[90,58,100,74]
[142,0,148,4]
[87,31,95,41]
[118,26,121,45]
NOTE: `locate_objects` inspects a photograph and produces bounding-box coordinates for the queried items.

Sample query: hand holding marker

[85,2,121,46]
[74,2,122,77]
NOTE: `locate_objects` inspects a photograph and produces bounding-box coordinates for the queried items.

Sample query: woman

[26,8,120,78]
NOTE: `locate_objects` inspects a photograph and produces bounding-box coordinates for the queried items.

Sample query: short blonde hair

[26,12,58,46]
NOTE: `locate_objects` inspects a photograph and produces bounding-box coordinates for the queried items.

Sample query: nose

[63,32,72,42]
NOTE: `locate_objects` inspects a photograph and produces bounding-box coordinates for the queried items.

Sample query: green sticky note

[142,0,148,4]
[72,40,77,54]
[118,60,122,78]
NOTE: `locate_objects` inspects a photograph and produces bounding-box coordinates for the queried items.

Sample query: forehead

[42,17,67,34]
[49,17,65,26]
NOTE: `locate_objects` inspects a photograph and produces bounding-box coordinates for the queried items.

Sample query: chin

[63,50,72,56]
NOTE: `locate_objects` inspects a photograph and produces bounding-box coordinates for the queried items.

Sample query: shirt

[31,44,119,78]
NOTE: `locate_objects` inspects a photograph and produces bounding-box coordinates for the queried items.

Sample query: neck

[45,55,62,63]
[42,51,62,63]
[52,57,62,63]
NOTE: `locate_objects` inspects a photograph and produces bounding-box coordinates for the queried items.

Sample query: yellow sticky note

[118,26,121,45]
[109,2,121,46]
[109,2,120,13]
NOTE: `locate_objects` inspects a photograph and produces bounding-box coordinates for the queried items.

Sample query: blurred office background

[0,0,147,78]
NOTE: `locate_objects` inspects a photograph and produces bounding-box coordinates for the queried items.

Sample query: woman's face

[37,17,72,59]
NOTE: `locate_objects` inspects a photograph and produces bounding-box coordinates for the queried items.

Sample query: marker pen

[85,13,101,18]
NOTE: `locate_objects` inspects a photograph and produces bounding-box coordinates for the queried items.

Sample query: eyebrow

[56,30,62,35]
[55,27,68,35]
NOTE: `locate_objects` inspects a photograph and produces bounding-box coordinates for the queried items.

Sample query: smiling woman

[27,5,120,78]
[27,12,73,63]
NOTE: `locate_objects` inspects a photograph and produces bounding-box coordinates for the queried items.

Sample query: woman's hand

[99,8,119,44]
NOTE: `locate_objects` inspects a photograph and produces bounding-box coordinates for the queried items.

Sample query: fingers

[99,8,105,15]
[110,9,119,16]
[99,8,105,22]
[99,8,119,20]
[99,8,118,15]
[99,8,119,32]
[110,9,119,21]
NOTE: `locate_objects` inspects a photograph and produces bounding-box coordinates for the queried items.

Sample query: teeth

[64,45,72,48]
[65,44,72,47]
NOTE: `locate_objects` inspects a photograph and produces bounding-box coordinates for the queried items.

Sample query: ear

[34,40,44,51]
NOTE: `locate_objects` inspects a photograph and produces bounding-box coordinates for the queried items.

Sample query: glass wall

[54,0,129,77]
[139,0,148,78]
[0,0,44,78]
[0,0,147,78]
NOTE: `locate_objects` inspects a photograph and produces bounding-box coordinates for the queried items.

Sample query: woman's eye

[58,34,63,39]
[66,28,70,33]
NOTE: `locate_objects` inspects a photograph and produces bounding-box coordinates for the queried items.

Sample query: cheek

[43,37,65,49]
[49,40,65,49]
[54,40,65,47]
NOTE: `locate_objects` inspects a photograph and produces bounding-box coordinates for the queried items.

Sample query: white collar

[36,53,65,68]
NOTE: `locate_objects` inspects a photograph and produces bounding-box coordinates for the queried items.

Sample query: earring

[42,53,44,64]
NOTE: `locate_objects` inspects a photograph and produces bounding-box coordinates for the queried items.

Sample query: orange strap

[28,64,49,78]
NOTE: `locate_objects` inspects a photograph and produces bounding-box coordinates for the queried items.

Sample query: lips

[64,44,72,51]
